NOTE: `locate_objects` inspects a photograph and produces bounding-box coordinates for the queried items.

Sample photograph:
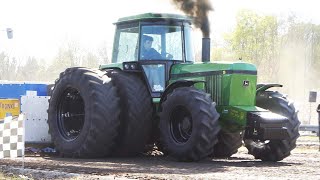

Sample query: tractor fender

[256,83,283,94]
[160,80,205,106]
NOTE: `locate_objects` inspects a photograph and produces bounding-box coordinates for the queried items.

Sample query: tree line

[0,41,110,82]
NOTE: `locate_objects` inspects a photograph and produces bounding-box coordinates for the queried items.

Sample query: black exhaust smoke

[170,0,213,62]
[170,0,212,37]
[202,38,210,62]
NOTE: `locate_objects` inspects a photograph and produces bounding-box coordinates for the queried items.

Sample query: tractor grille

[205,75,223,105]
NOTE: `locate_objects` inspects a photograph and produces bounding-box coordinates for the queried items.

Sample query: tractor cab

[108,13,195,96]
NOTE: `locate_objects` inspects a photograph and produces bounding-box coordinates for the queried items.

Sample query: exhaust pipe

[202,38,210,62]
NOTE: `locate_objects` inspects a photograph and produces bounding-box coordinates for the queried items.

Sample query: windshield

[140,25,185,61]
[112,23,195,63]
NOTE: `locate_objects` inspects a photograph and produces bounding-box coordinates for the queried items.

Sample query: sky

[0,0,319,61]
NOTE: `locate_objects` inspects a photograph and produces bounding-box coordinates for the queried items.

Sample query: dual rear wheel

[48,68,152,157]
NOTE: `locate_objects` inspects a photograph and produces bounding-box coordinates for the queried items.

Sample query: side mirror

[6,28,13,39]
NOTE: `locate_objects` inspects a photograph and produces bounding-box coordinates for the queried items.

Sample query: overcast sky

[0,0,319,61]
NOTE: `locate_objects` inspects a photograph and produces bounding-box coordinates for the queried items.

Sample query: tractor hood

[169,61,257,107]
[170,61,257,76]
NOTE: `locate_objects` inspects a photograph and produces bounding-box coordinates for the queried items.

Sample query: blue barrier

[0,82,50,99]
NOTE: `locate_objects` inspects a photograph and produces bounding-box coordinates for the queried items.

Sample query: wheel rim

[57,87,85,141]
[169,106,193,144]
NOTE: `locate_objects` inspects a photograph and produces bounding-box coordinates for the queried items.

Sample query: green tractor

[48,13,300,161]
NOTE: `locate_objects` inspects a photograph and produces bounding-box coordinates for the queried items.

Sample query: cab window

[112,24,139,63]
[140,25,183,61]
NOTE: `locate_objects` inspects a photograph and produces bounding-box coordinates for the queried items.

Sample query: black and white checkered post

[0,115,24,158]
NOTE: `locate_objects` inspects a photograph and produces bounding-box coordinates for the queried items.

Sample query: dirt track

[0,135,319,180]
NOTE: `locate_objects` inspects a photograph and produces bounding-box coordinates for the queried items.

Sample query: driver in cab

[140,35,162,60]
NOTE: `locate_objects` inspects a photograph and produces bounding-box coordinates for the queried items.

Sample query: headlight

[123,62,139,71]
[130,64,136,69]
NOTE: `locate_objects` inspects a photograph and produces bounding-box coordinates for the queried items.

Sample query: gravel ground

[0,134,319,180]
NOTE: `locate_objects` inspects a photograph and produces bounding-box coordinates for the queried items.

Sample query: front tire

[48,67,120,158]
[159,87,220,161]
[244,91,300,161]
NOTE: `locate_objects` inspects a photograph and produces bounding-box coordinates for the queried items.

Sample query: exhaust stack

[202,37,210,62]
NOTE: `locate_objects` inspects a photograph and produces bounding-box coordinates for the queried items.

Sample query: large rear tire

[48,67,120,158]
[159,87,220,161]
[108,70,153,156]
[244,91,300,161]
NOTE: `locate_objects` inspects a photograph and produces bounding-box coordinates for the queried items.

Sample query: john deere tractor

[48,13,300,161]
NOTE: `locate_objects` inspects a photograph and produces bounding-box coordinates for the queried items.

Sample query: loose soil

[0,134,319,180]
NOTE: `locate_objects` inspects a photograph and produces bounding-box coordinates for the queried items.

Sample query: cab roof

[115,13,193,24]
